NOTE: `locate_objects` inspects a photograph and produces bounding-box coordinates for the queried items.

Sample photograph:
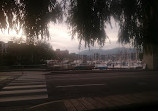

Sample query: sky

[47,20,124,53]
[0,19,128,54]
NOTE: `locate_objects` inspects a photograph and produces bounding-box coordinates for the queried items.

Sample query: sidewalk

[28,91,158,111]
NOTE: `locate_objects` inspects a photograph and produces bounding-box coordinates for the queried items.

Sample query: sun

[0,28,25,42]
[3,29,23,37]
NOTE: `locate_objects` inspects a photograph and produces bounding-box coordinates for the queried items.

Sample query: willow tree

[66,0,158,69]
[67,0,158,50]
[0,0,62,43]
[0,0,158,68]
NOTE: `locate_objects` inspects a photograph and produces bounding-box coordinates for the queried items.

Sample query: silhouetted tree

[67,0,158,51]
[0,0,62,42]
[0,0,158,51]
[3,41,55,65]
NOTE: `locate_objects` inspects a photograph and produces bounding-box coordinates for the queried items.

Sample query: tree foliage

[110,0,158,52]
[67,0,111,47]
[0,0,158,50]
[0,0,62,42]
[67,0,158,50]
[1,41,55,66]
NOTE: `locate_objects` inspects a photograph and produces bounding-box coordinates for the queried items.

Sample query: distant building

[0,41,16,56]
[55,49,69,60]
[0,41,7,55]
[69,53,78,60]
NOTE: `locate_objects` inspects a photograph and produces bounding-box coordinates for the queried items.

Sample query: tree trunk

[143,46,158,70]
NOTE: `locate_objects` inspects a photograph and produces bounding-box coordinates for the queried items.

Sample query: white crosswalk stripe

[0,71,48,103]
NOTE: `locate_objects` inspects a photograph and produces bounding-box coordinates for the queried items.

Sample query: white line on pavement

[56,84,105,88]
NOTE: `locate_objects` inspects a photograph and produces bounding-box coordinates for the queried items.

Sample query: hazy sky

[0,19,127,53]
[48,20,122,53]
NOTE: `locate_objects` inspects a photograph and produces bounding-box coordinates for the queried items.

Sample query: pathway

[29,91,158,111]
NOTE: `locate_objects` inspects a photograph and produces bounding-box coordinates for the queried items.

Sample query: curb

[47,70,145,75]
[28,101,67,111]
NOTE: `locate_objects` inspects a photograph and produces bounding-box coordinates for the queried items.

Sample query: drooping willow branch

[0,0,158,51]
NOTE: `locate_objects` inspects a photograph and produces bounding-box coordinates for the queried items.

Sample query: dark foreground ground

[92,104,158,111]
[0,70,158,111]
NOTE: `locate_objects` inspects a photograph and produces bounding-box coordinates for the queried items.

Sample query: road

[0,70,158,110]
[45,71,158,100]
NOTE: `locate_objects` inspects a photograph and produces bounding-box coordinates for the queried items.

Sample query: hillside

[79,47,137,55]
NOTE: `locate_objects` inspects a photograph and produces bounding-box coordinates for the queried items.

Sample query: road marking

[0,94,48,102]
[0,89,47,95]
[56,84,105,88]
[3,85,46,90]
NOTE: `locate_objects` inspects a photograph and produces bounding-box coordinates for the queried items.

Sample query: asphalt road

[45,71,158,101]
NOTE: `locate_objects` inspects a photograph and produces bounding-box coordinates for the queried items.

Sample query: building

[69,53,78,60]
[0,41,7,55]
[55,49,69,60]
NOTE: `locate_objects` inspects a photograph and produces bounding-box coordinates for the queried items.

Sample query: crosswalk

[0,71,48,106]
